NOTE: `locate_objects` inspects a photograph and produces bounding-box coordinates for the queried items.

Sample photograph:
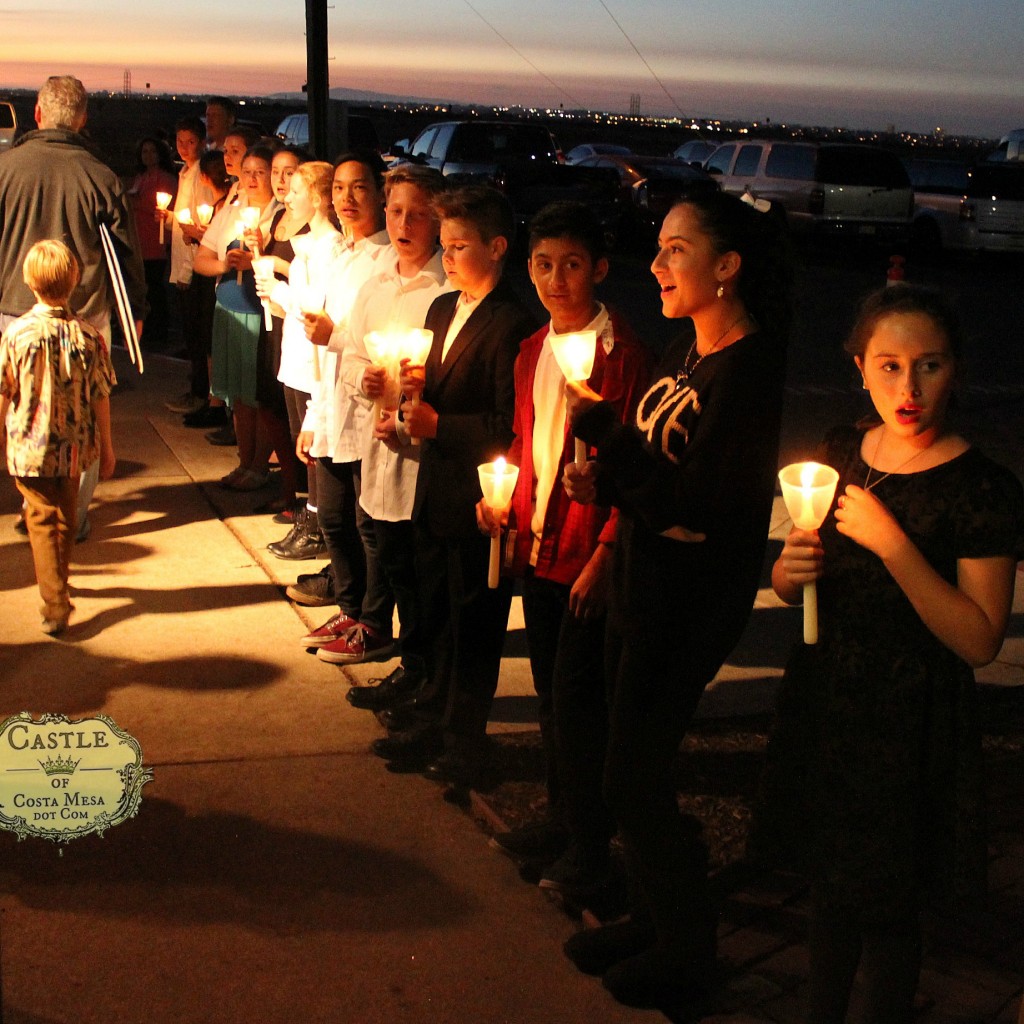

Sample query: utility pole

[305,0,329,159]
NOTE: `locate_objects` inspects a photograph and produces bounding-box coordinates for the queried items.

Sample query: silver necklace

[674,313,749,390]
[863,428,933,490]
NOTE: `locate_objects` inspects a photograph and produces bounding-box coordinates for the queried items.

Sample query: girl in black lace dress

[767,285,1023,1023]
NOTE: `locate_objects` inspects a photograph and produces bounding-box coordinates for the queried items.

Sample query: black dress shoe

[370,723,442,763]
[183,404,228,428]
[423,744,488,789]
[346,665,425,711]
[563,915,657,976]
[376,704,439,733]
[267,529,327,560]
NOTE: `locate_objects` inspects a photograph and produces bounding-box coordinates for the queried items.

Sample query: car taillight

[959,200,976,222]
[809,187,824,215]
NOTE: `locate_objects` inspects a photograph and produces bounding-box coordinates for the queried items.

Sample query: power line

[596,0,686,117]
[461,0,584,107]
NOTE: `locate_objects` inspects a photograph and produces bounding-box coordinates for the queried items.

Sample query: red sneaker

[316,624,396,664]
[300,612,358,648]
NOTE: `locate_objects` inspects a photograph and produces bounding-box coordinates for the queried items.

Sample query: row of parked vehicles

[380,118,1024,257]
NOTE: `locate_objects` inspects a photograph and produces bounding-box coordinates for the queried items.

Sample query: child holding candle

[562,191,794,1010]
[283,153,390,633]
[759,284,1023,1024]
[318,165,451,678]
[194,144,276,484]
[252,155,337,522]
[163,117,209,417]
[476,201,651,895]
[177,149,230,430]
[129,136,176,349]
[385,185,537,784]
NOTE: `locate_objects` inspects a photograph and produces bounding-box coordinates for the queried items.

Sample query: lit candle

[251,255,276,331]
[777,461,840,644]
[548,329,597,465]
[196,204,214,227]
[477,457,520,589]
[175,208,192,226]
[237,206,261,284]
[155,191,173,245]
[395,328,433,446]
[363,330,404,420]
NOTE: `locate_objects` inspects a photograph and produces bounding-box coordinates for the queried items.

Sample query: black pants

[282,385,311,500]
[521,573,613,859]
[316,458,366,620]
[414,525,512,743]
[602,615,726,948]
[374,517,422,672]
[143,258,170,348]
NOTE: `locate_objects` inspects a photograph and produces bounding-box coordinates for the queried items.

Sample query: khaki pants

[15,476,77,621]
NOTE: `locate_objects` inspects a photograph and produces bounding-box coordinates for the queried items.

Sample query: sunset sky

[2,0,1021,137]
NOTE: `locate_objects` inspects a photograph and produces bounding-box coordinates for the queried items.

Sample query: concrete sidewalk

[0,351,652,1024]
[1,349,1022,1024]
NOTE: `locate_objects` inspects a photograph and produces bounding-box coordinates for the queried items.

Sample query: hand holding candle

[251,256,276,331]
[395,328,433,445]
[363,330,404,420]
[549,330,597,465]
[237,206,260,284]
[778,461,840,644]
[478,457,520,588]
[155,191,173,245]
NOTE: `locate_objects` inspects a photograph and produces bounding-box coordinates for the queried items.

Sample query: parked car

[391,120,622,244]
[0,101,18,152]
[985,129,1024,163]
[391,120,561,179]
[274,110,380,156]
[575,153,718,249]
[565,142,632,164]
[704,140,912,245]
[672,139,718,166]
[906,159,1024,254]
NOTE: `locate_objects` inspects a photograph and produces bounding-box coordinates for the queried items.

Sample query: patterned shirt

[0,304,116,477]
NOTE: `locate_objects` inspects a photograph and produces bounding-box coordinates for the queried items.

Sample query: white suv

[907,159,1024,254]
[704,140,912,245]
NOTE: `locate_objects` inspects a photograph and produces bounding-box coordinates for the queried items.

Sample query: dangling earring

[861,378,868,390]
[716,285,724,299]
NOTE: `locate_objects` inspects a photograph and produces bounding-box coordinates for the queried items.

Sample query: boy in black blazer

[381,185,537,786]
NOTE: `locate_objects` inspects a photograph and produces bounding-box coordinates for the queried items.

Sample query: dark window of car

[905,160,969,195]
[733,145,763,177]
[447,124,557,163]
[0,104,14,129]
[765,145,816,181]
[817,147,909,188]
[704,144,736,175]
[967,165,1024,201]
[410,127,438,159]
[634,160,704,183]
[429,123,456,160]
